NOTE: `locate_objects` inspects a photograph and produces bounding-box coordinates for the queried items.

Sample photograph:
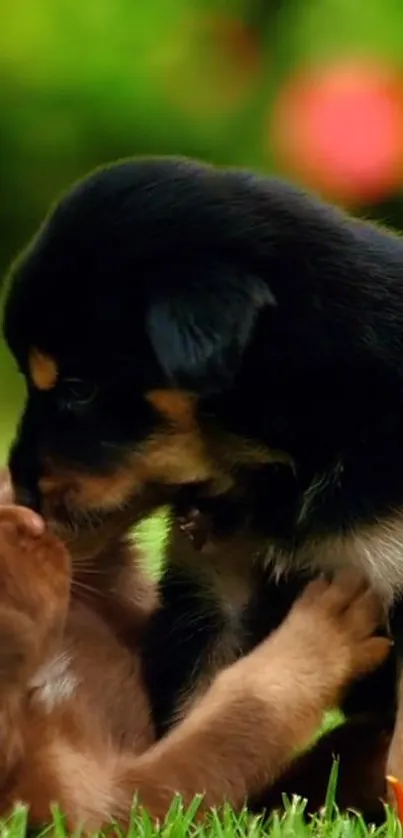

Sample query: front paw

[281,571,391,704]
[0,506,71,683]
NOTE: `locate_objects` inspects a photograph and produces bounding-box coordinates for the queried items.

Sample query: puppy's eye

[60,379,98,406]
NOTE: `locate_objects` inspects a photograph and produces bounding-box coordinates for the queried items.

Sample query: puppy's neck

[67,530,158,643]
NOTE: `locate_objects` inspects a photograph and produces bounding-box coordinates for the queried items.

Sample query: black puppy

[3,157,403,788]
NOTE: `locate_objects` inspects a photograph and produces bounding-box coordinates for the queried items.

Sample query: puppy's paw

[0,506,71,681]
[280,570,391,703]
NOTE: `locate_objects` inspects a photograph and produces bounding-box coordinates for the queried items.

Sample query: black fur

[142,563,228,738]
[4,157,403,804]
[5,157,403,532]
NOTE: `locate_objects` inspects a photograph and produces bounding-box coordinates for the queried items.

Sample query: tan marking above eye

[28,348,59,391]
[145,389,197,429]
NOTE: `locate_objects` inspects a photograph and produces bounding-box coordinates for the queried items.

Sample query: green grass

[1,771,401,838]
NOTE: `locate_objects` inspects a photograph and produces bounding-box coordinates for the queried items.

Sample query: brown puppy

[0,475,390,830]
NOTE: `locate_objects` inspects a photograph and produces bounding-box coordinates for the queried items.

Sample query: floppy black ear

[146,266,275,395]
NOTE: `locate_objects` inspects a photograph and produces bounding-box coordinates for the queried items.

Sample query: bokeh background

[2,0,403,467]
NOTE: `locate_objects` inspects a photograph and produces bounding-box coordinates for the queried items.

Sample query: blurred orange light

[270,60,403,204]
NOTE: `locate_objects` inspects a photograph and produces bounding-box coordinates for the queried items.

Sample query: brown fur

[37,388,293,521]
[28,348,58,391]
[146,389,198,428]
[0,472,390,830]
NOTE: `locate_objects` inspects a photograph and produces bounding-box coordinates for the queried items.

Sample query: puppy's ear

[146,267,275,394]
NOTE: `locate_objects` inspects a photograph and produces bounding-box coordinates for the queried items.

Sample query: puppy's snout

[37,476,80,525]
[38,476,62,495]
[38,476,67,508]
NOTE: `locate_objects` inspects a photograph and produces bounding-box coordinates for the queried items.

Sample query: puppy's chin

[42,497,111,531]
[40,483,168,557]
[43,495,133,531]
[43,501,137,562]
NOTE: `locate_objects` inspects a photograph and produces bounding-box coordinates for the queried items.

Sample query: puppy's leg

[112,572,390,823]
[0,506,70,774]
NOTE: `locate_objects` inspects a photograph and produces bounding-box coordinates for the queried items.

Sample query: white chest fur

[265,512,403,607]
[29,651,79,711]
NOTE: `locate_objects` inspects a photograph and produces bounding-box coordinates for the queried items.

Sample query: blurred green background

[2,0,403,470]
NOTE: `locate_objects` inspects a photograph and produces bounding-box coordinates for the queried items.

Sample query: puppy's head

[3,157,289,534]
